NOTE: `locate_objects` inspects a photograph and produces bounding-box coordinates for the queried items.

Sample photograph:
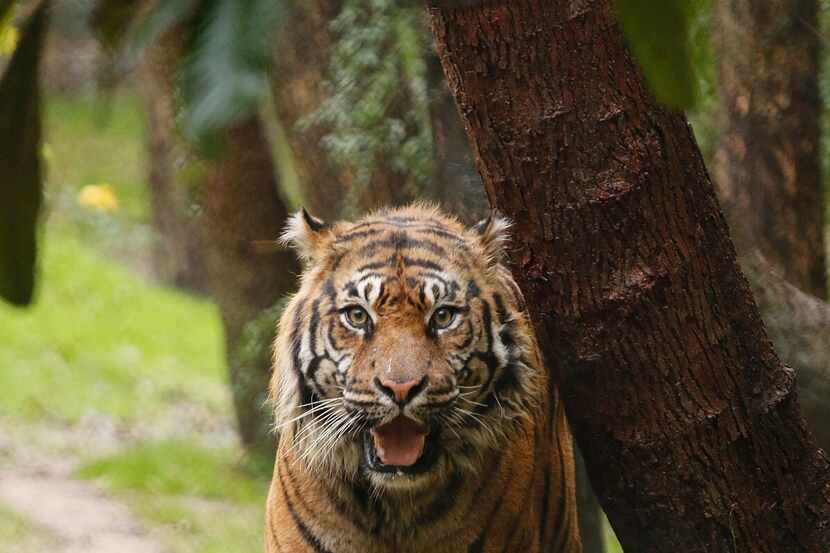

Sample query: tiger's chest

[265,447,549,553]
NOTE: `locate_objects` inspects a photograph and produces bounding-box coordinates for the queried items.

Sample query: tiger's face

[272,205,542,492]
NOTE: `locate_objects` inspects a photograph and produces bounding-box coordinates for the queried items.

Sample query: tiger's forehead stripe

[352,232,449,258]
[330,221,475,281]
[335,220,471,249]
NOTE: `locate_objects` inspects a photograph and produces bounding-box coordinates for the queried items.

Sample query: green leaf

[180,0,283,151]
[0,1,48,306]
[614,0,702,109]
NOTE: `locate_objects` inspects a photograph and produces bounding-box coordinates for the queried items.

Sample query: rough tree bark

[202,116,299,457]
[138,35,208,292]
[426,25,606,550]
[424,42,488,224]
[428,1,830,551]
[710,0,830,453]
[712,0,827,299]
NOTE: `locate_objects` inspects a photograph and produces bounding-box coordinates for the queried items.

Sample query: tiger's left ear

[280,208,332,263]
[472,210,511,265]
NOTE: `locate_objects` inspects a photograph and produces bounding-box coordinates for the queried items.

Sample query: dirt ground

[0,418,168,553]
[0,466,165,553]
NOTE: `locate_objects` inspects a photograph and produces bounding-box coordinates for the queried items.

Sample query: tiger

[266,204,581,553]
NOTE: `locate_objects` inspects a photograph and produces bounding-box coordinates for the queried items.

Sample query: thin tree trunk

[271,0,345,221]
[428,1,830,551]
[709,0,830,456]
[202,115,299,457]
[138,35,207,292]
[271,1,414,220]
[746,255,830,452]
[712,0,826,299]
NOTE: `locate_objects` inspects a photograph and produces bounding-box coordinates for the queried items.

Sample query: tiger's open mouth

[362,415,441,475]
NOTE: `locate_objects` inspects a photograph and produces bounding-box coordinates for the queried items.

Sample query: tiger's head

[271,204,543,493]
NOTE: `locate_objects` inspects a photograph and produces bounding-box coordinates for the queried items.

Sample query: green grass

[78,439,267,553]
[0,230,226,423]
[0,505,59,552]
[131,494,264,553]
[78,439,266,504]
[0,89,267,553]
[45,91,148,222]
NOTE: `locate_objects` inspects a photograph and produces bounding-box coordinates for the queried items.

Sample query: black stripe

[277,463,335,553]
[327,251,345,272]
[492,293,510,324]
[413,226,470,248]
[478,361,520,415]
[289,300,313,406]
[354,232,449,258]
[306,355,333,394]
[338,220,469,246]
[336,227,387,243]
[402,256,444,271]
[357,256,447,272]
[357,260,387,272]
[505,426,539,544]
[317,475,369,534]
[466,280,480,299]
[549,425,574,552]
[466,455,508,552]
[323,278,336,302]
[458,320,476,349]
[342,272,387,292]
[326,318,346,351]
[308,298,321,355]
[499,323,517,351]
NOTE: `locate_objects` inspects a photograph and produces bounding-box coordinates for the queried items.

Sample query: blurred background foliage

[0,0,828,552]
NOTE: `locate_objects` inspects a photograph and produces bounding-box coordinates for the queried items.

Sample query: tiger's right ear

[280,208,332,263]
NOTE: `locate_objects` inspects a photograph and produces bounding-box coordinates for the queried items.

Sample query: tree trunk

[709,0,830,457]
[712,0,826,299]
[424,42,488,224]
[202,115,299,457]
[745,255,830,452]
[428,1,830,551]
[270,0,345,221]
[427,25,608,550]
[271,1,414,220]
[138,35,208,293]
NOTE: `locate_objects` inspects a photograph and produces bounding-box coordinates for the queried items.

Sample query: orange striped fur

[266,204,580,553]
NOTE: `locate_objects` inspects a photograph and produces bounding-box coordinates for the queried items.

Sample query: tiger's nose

[374,375,428,405]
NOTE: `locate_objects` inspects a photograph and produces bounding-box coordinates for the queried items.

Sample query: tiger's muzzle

[345,374,459,478]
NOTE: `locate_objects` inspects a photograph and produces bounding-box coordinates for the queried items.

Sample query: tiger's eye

[431,307,455,330]
[346,306,369,327]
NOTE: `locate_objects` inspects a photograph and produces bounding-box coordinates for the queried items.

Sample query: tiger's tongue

[370,416,426,467]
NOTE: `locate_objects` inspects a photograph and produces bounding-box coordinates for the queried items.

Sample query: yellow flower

[0,25,18,57]
[77,184,119,213]
[41,143,53,163]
